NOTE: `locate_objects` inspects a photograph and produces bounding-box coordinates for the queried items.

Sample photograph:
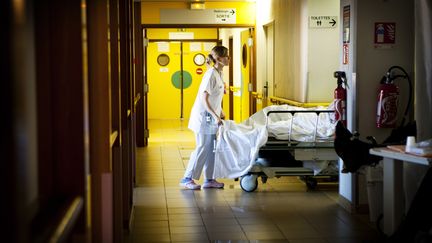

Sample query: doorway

[147,40,216,120]
[144,27,255,133]
[263,22,275,108]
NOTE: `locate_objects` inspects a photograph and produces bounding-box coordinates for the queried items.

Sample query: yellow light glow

[12,0,25,23]
[190,2,205,10]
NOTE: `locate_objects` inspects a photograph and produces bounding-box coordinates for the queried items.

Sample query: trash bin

[366,164,383,222]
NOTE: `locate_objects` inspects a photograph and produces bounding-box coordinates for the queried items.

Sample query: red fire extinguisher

[376,72,399,128]
[334,71,347,126]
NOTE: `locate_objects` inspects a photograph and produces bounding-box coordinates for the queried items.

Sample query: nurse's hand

[217,117,223,126]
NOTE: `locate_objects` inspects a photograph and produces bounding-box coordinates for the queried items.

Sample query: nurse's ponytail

[206,45,229,67]
[206,53,216,66]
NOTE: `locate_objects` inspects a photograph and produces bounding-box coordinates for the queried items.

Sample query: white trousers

[184,133,216,180]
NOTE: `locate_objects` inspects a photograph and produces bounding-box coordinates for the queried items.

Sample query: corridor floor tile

[128,119,382,243]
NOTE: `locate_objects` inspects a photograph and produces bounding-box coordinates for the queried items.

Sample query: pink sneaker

[180,180,201,190]
[202,179,224,189]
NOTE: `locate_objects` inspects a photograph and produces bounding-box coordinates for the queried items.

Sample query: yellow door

[240,29,251,121]
[147,42,215,120]
[148,42,181,119]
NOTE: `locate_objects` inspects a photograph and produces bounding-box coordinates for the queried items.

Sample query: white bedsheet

[213,104,337,179]
[213,120,267,178]
[248,104,336,141]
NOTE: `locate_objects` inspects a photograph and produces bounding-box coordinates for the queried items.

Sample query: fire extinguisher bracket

[376,66,413,128]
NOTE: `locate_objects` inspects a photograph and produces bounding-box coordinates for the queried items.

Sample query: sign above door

[160,9,237,24]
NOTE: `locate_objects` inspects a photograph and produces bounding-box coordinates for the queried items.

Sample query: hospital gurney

[239,109,339,192]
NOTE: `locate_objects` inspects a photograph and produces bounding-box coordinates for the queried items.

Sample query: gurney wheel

[240,174,258,192]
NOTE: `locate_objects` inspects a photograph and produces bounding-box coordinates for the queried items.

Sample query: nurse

[180,45,230,190]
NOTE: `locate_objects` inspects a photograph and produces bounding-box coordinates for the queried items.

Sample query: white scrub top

[188,67,225,134]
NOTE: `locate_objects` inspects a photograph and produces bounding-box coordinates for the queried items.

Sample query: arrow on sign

[230,9,235,15]
[329,19,336,26]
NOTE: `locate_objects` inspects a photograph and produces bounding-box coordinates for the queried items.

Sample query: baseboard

[338,195,370,215]
[128,206,135,232]
[338,195,354,213]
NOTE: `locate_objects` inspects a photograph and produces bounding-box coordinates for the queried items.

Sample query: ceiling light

[190,2,205,10]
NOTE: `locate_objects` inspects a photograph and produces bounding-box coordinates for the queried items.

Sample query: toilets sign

[309,16,338,28]
[214,9,236,24]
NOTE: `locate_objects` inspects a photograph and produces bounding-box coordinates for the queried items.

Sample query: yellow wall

[147,28,218,40]
[141,2,256,25]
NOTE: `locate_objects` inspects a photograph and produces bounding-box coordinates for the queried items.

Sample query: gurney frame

[239,110,339,192]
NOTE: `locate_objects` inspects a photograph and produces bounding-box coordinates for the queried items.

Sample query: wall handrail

[229,86,241,92]
[251,91,262,100]
[269,96,331,108]
[134,93,141,106]
[48,197,84,243]
[110,130,119,147]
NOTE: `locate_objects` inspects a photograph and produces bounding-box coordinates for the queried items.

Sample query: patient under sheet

[253,104,336,141]
[213,104,336,179]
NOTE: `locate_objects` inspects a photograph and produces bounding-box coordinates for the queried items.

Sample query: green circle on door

[171,71,192,89]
